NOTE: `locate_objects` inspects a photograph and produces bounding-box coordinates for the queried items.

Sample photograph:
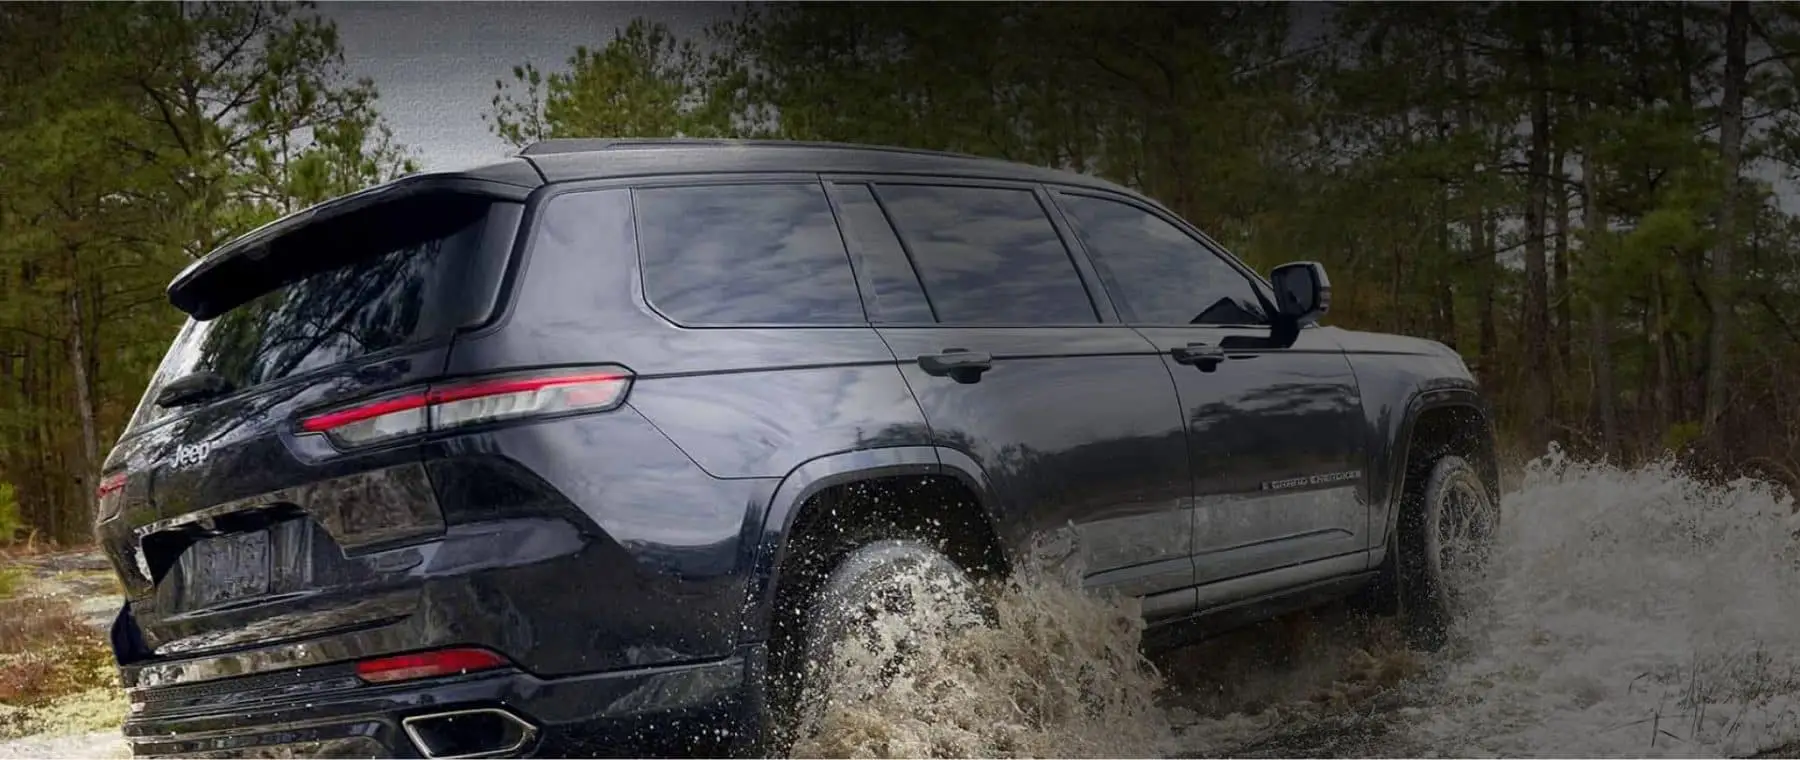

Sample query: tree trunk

[1571,5,1621,461]
[1704,0,1749,451]
[1435,189,1457,348]
[1456,31,1498,389]
[34,342,61,543]
[1433,44,1457,350]
[1652,274,1676,436]
[1554,151,1572,378]
[1523,20,1556,450]
[66,286,98,542]
[1478,214,1500,392]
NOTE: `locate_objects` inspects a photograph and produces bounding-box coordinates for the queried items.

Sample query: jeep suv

[95,138,1500,758]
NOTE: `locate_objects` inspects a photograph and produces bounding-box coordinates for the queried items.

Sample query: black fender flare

[737,445,1005,644]
[1376,386,1497,552]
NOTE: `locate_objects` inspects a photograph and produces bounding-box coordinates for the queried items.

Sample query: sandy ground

[10,550,122,628]
[0,549,127,759]
[0,730,126,759]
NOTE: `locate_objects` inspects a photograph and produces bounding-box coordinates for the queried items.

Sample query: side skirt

[1140,571,1378,652]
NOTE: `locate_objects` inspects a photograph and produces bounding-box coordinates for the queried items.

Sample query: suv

[96,139,1500,758]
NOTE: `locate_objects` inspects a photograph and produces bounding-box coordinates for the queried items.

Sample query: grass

[0,566,24,600]
[0,576,126,740]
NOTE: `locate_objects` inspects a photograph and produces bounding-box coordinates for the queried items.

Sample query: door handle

[918,349,993,384]
[1171,343,1225,372]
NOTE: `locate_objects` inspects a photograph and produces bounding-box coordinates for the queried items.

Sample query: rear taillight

[299,391,431,448]
[299,366,632,449]
[95,472,128,520]
[354,647,508,684]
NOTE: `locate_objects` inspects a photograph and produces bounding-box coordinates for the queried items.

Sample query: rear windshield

[128,200,522,431]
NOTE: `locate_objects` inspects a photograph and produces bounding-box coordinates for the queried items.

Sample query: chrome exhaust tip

[400,707,537,759]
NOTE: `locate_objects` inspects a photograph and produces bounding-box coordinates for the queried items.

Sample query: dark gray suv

[95,138,1500,758]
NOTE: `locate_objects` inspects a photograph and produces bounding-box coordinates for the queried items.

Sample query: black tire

[1394,455,1498,650]
[775,538,989,751]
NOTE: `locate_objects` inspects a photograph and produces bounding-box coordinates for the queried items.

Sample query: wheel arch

[739,445,1008,645]
[1380,388,1499,546]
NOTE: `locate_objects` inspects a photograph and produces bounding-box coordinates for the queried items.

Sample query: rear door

[825,177,1198,619]
[1047,188,1369,598]
[102,190,524,658]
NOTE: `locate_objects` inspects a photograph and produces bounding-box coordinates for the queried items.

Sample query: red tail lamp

[354,648,509,684]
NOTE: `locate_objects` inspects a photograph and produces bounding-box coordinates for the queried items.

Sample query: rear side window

[130,200,521,430]
[828,183,934,323]
[634,183,865,326]
[873,184,1097,325]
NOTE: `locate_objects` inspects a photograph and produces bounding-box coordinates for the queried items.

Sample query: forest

[3,1,1796,544]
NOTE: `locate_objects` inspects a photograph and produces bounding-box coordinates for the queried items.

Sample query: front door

[1049,189,1369,599]
[824,177,1198,619]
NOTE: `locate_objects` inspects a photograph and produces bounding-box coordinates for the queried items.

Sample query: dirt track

[0,549,126,759]
[7,549,119,628]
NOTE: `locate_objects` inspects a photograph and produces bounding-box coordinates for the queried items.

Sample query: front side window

[634,183,865,326]
[1056,193,1268,326]
[874,184,1097,325]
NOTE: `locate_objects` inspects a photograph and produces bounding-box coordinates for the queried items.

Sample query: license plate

[183,530,271,609]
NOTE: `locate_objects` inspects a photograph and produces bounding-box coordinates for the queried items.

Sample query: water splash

[1409,446,1800,757]
[794,448,1800,758]
[791,565,1172,759]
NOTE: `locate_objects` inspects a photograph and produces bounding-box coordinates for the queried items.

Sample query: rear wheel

[778,539,989,751]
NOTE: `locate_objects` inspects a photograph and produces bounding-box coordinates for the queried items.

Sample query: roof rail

[518,138,728,155]
[516,137,993,163]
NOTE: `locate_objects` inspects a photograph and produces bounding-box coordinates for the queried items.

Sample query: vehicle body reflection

[96,140,1496,758]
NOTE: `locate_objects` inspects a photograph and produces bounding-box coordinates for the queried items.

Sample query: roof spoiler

[168,171,537,320]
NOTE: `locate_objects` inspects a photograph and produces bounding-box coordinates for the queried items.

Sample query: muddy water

[5,449,1799,758]
[791,566,1171,758]
[796,448,1800,758]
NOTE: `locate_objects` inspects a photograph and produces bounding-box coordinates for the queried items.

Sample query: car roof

[511,138,1139,194]
[172,139,1153,315]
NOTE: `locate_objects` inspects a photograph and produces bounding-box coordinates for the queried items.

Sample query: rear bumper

[123,644,769,758]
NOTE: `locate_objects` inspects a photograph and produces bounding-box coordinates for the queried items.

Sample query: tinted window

[130,202,520,429]
[635,183,864,325]
[875,184,1096,325]
[1057,193,1268,326]
[829,183,934,323]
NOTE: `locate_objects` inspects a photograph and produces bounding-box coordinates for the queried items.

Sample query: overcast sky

[318,1,728,171]
[312,3,1345,173]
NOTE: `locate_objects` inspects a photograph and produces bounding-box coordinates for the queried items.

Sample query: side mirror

[1270,261,1330,327]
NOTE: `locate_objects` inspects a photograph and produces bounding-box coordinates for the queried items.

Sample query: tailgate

[101,186,525,659]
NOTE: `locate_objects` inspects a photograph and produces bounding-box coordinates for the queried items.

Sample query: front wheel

[1396,455,1499,650]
